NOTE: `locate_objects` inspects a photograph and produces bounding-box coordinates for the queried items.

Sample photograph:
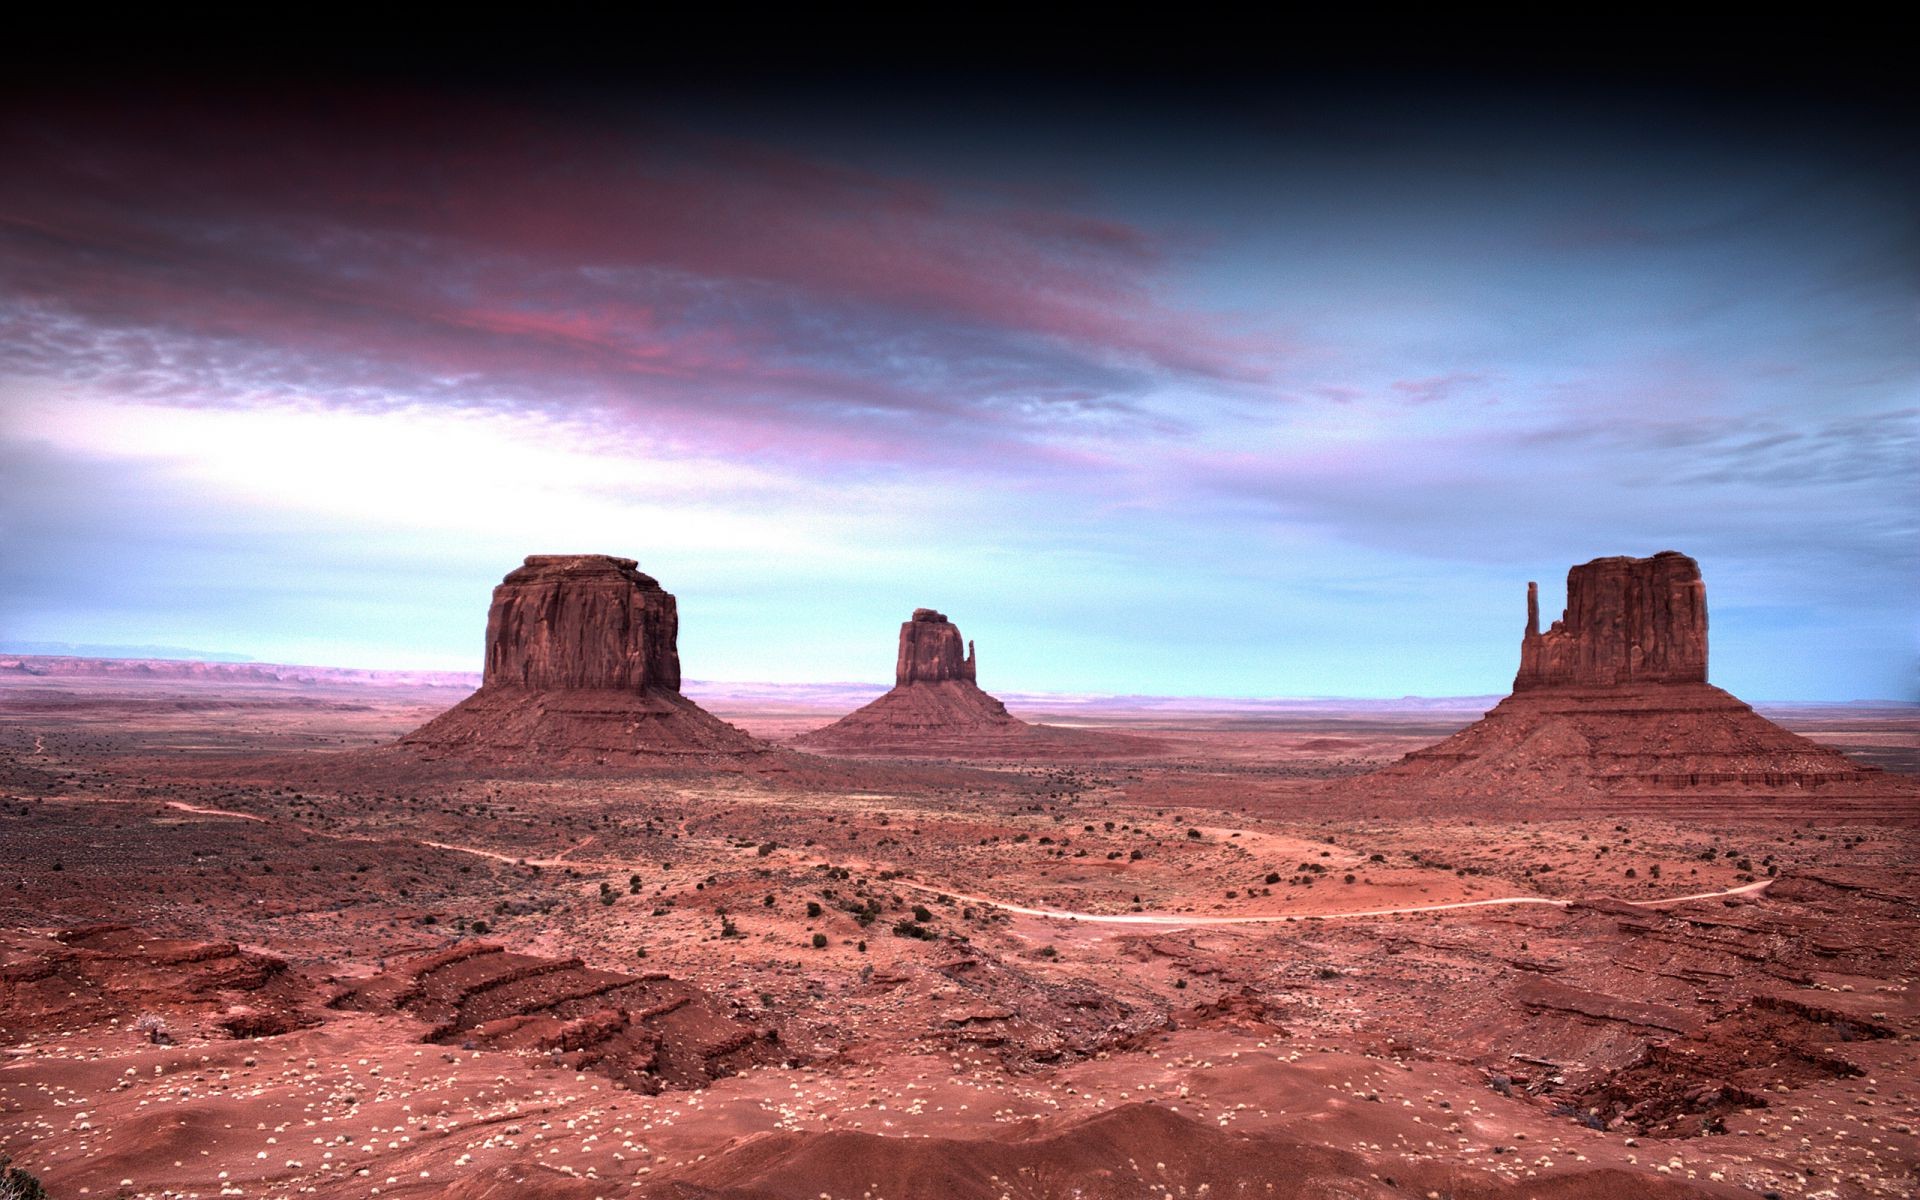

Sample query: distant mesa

[401,554,761,761]
[1366,551,1901,801]
[794,608,1152,759]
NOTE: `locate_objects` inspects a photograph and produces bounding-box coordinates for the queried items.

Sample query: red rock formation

[402,554,759,760]
[1517,551,1707,690]
[330,942,781,1091]
[1360,550,1889,801]
[0,924,317,1045]
[895,609,976,684]
[795,609,1154,760]
[482,555,682,691]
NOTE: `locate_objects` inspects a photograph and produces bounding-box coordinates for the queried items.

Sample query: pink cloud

[0,89,1283,469]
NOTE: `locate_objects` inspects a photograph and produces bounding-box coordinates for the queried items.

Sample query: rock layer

[1363,551,1892,802]
[330,942,780,1092]
[1376,683,1884,801]
[0,924,317,1046]
[1517,551,1706,690]
[402,554,759,760]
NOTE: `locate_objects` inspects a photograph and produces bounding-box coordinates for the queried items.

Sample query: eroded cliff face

[1516,551,1707,691]
[894,609,976,686]
[482,555,681,692]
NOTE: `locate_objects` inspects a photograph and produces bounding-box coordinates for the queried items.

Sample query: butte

[401,554,761,762]
[793,608,1153,759]
[1361,550,1908,809]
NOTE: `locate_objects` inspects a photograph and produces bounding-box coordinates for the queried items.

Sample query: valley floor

[2,667,1916,1199]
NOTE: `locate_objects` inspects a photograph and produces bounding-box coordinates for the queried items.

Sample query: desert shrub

[806,901,822,918]
[0,1154,50,1200]
[811,933,828,949]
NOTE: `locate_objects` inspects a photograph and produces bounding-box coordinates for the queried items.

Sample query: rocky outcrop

[794,609,1154,760]
[1359,551,1892,802]
[0,925,318,1045]
[1517,551,1707,690]
[896,609,976,685]
[330,942,781,1092]
[401,554,760,761]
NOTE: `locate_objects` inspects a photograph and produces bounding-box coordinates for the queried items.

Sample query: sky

[2,44,1915,700]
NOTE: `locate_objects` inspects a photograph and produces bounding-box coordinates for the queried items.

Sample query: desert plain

[1,646,1916,1200]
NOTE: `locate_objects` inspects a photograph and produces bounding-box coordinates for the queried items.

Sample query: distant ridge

[0,654,478,689]
[0,640,258,662]
[2,654,1909,713]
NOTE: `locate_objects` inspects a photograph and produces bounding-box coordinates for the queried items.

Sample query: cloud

[0,91,1276,474]
[1389,372,1489,405]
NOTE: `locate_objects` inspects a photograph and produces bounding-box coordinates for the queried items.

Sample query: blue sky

[1,71,1914,699]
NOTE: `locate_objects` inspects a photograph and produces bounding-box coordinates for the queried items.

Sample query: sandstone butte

[401,554,761,760]
[1364,550,1904,801]
[794,608,1153,759]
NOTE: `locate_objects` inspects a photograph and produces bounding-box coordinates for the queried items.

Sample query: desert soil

[2,663,1916,1199]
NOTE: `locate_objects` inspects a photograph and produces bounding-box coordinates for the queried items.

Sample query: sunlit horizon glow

[2,70,1914,700]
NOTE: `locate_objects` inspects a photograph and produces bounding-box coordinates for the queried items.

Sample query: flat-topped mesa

[400,553,759,759]
[895,608,976,685]
[1515,551,1707,691]
[484,554,681,692]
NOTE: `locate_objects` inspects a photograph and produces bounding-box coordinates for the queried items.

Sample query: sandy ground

[2,662,1917,1199]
